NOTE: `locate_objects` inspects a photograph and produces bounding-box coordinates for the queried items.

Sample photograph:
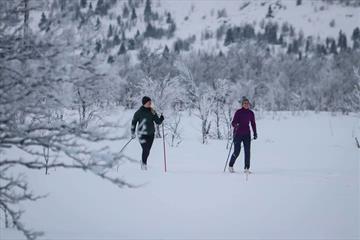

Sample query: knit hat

[142,96,151,105]
[241,96,250,104]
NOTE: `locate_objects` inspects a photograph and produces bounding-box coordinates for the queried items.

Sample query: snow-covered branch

[0,2,134,239]
[0,167,45,240]
[177,62,214,144]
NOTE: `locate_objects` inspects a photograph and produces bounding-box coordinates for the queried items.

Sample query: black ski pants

[139,134,155,165]
[229,134,251,169]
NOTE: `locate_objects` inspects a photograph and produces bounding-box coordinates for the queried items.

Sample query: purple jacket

[231,108,257,137]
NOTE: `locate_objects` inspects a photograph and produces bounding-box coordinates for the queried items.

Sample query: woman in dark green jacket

[131,96,164,170]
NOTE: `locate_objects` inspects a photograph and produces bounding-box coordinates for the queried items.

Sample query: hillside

[30,0,360,54]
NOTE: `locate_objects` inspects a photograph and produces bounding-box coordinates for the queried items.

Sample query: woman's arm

[231,111,239,128]
[131,112,139,135]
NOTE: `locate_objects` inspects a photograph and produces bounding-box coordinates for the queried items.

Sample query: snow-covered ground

[1,111,359,240]
[29,0,360,53]
[142,0,360,52]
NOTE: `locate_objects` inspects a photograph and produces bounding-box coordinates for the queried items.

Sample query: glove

[253,133,257,140]
[160,114,165,121]
[131,133,136,139]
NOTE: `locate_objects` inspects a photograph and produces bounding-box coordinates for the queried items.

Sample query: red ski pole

[162,122,167,172]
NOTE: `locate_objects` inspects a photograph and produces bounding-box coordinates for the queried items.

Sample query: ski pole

[223,125,238,172]
[117,138,134,172]
[121,138,133,152]
[162,122,167,172]
[223,140,234,172]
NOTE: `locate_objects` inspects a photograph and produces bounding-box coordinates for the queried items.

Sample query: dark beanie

[142,96,151,105]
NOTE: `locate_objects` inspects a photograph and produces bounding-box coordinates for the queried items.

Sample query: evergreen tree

[287,43,293,54]
[232,27,241,40]
[326,37,332,49]
[341,33,347,51]
[59,0,67,11]
[118,43,127,55]
[74,3,81,20]
[96,17,101,29]
[224,28,234,46]
[337,31,347,51]
[80,0,87,8]
[113,34,121,45]
[123,4,129,18]
[107,24,113,38]
[128,39,136,50]
[174,41,181,53]
[107,55,115,63]
[144,0,152,22]
[266,5,274,18]
[144,23,155,38]
[352,27,360,41]
[330,40,337,54]
[163,45,170,57]
[316,44,327,56]
[166,12,172,24]
[167,21,176,38]
[95,0,108,16]
[296,0,302,6]
[337,31,343,48]
[95,40,102,52]
[281,22,290,35]
[289,26,295,38]
[95,0,104,14]
[135,30,141,39]
[287,39,300,54]
[278,34,284,46]
[354,40,360,50]
[305,37,311,52]
[243,24,255,39]
[265,22,278,44]
[131,8,137,20]
[352,27,360,49]
[38,12,48,31]
[292,39,299,53]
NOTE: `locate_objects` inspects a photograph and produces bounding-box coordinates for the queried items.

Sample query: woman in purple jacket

[228,97,257,174]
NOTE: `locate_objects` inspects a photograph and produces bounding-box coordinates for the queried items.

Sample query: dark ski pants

[139,134,155,165]
[229,134,251,169]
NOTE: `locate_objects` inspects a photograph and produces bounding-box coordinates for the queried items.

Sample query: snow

[1,110,359,239]
[156,0,360,51]
[28,0,360,53]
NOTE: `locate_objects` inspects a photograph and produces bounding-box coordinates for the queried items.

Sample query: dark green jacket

[131,106,164,136]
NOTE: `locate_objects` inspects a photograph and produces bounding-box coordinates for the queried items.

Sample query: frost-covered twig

[0,167,45,240]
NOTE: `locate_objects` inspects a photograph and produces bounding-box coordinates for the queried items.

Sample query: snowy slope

[1,111,359,239]
[160,0,355,35]
[157,0,359,50]
[29,0,360,52]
